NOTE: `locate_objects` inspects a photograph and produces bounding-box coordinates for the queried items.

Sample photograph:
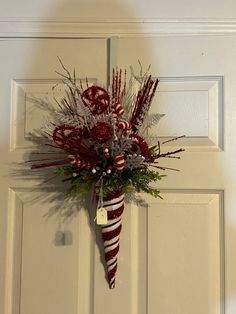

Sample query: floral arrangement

[30,61,184,289]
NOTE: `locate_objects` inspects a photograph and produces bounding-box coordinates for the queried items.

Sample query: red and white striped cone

[101,190,124,289]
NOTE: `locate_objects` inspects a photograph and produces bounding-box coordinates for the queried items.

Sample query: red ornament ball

[83,175,89,182]
[91,122,113,143]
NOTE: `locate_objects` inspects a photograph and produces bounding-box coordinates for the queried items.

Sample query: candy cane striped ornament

[111,100,124,116]
[101,190,124,289]
[68,155,91,170]
[117,120,131,130]
[114,155,125,172]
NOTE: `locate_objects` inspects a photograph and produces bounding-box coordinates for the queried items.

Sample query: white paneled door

[0,35,236,314]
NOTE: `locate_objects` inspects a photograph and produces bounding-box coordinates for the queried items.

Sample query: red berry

[83,175,89,182]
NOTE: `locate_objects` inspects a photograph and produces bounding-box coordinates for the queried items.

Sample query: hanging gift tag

[96,207,108,225]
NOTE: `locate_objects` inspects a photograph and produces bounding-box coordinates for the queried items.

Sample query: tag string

[99,176,104,209]
[94,176,104,222]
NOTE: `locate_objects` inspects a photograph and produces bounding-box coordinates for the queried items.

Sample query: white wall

[0,0,235,19]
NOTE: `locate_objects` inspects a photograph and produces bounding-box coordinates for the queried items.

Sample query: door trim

[1,18,236,38]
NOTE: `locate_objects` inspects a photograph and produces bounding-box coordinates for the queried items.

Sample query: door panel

[148,192,222,314]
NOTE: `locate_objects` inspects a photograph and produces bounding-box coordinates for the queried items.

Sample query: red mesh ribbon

[81,86,109,115]
[52,125,81,152]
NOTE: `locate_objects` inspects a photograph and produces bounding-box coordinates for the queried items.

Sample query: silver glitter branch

[125,154,145,170]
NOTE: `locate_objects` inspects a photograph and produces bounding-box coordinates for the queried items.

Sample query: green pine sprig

[54,165,165,199]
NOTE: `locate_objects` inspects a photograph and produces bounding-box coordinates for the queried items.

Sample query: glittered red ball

[91,122,113,143]
[81,86,109,115]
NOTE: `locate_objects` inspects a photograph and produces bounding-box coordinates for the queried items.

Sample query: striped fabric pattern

[101,190,124,289]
